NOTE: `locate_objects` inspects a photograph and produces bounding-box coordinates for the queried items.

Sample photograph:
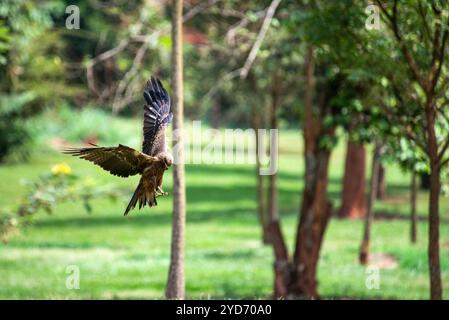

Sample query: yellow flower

[51,163,72,175]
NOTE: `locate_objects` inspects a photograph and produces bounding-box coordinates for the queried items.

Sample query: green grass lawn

[0,128,448,299]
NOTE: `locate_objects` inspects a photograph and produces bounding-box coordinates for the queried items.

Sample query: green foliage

[0,92,35,161]
[0,0,74,161]
[0,162,124,243]
[0,20,11,65]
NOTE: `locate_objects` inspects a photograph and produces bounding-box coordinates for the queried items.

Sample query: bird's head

[161,153,173,169]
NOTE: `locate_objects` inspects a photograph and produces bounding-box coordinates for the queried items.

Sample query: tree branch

[438,136,449,161]
[430,18,449,92]
[440,156,449,168]
[239,0,282,79]
[416,1,433,43]
[86,0,220,67]
[375,0,426,89]
[85,0,222,107]
[225,9,267,45]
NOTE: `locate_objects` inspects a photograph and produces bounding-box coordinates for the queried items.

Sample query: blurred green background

[1,0,449,299]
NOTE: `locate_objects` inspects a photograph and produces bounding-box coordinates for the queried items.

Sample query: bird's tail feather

[124,182,141,216]
[124,180,157,216]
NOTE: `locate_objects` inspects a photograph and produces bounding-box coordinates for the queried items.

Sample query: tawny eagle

[64,77,173,215]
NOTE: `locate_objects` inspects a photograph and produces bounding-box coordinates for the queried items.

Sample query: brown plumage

[63,77,173,215]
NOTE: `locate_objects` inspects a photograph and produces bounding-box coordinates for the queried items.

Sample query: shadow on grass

[201,249,262,260]
[186,163,344,185]
[32,164,418,230]
[374,211,449,224]
[33,206,256,229]
[186,164,344,201]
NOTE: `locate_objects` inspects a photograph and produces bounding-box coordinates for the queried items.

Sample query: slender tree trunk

[410,171,418,243]
[255,128,269,244]
[267,219,289,298]
[166,0,186,300]
[425,101,442,300]
[359,141,381,265]
[428,162,441,300]
[338,140,366,218]
[255,122,268,243]
[248,73,269,244]
[256,140,270,244]
[267,70,290,297]
[376,165,386,199]
[267,142,289,298]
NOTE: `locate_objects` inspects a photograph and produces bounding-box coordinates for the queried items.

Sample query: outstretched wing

[63,144,153,177]
[142,77,173,156]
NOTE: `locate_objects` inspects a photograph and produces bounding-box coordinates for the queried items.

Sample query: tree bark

[359,141,382,265]
[267,220,289,298]
[410,171,418,243]
[428,162,441,300]
[425,101,442,300]
[248,73,269,244]
[291,149,332,298]
[256,130,269,244]
[376,165,386,199]
[166,0,186,300]
[288,47,334,299]
[338,140,366,218]
[267,69,290,298]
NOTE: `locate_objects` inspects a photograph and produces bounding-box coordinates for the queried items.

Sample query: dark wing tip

[151,77,158,90]
[62,146,100,156]
[142,76,171,154]
[144,76,167,104]
[62,148,82,155]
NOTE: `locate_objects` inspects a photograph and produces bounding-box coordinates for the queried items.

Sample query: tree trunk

[267,69,290,298]
[248,72,269,244]
[166,0,186,300]
[291,149,332,299]
[288,47,334,299]
[267,220,289,298]
[376,165,386,199]
[338,140,366,218]
[256,132,269,244]
[359,141,381,265]
[425,102,442,300]
[410,171,418,243]
[428,162,441,300]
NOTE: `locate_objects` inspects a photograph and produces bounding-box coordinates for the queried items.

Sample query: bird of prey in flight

[64,77,173,215]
